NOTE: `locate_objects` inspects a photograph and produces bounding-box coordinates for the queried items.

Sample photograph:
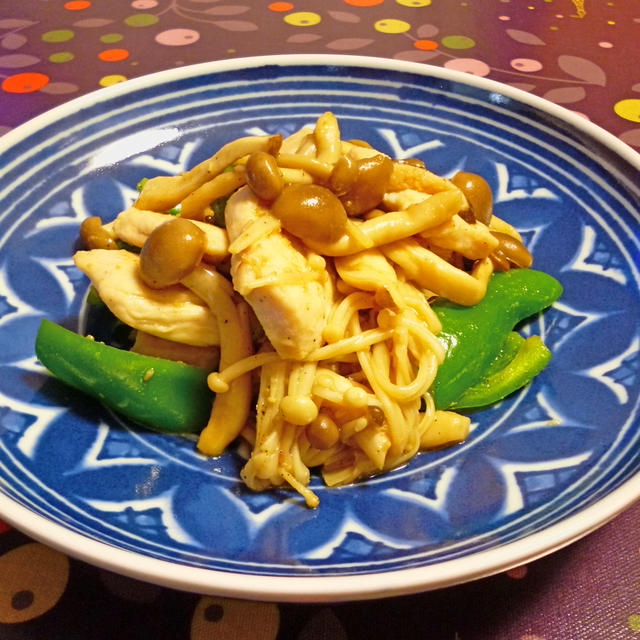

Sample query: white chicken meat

[224,186,330,360]
[74,249,220,346]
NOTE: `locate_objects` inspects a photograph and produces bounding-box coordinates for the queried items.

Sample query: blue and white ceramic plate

[0,55,639,601]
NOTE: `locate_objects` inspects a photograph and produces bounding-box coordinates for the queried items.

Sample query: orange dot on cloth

[64,0,91,8]
[2,72,50,93]
[414,39,438,50]
[98,48,130,61]
[268,1,293,9]
[343,0,384,5]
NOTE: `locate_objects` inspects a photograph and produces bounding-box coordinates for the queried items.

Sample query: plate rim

[1,53,640,601]
[1,473,639,601]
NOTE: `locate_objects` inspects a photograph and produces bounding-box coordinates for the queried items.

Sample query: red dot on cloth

[0,519,10,533]
[268,1,294,9]
[2,72,50,93]
[506,565,528,579]
[98,48,130,61]
[414,39,438,50]
[64,0,91,8]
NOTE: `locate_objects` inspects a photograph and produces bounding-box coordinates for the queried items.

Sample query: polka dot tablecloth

[1,1,640,638]
[2,0,640,144]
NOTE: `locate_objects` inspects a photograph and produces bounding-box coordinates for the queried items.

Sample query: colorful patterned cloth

[1,1,640,638]
[2,1,640,147]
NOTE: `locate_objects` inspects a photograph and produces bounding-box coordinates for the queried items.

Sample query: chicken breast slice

[225,187,330,360]
[74,249,219,346]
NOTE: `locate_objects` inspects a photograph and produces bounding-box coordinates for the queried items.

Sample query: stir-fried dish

[35,112,562,507]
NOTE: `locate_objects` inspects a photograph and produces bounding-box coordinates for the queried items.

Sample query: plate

[0,54,639,602]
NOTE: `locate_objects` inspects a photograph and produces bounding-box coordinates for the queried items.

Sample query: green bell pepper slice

[35,318,213,434]
[453,335,551,410]
[431,268,562,410]
[481,331,524,378]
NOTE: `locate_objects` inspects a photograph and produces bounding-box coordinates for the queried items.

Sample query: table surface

[1,1,640,639]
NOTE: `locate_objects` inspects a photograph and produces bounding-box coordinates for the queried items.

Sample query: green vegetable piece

[482,331,523,378]
[453,335,551,410]
[431,268,562,409]
[116,239,141,253]
[35,318,213,434]
[210,195,228,227]
[207,166,235,227]
[85,285,104,306]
